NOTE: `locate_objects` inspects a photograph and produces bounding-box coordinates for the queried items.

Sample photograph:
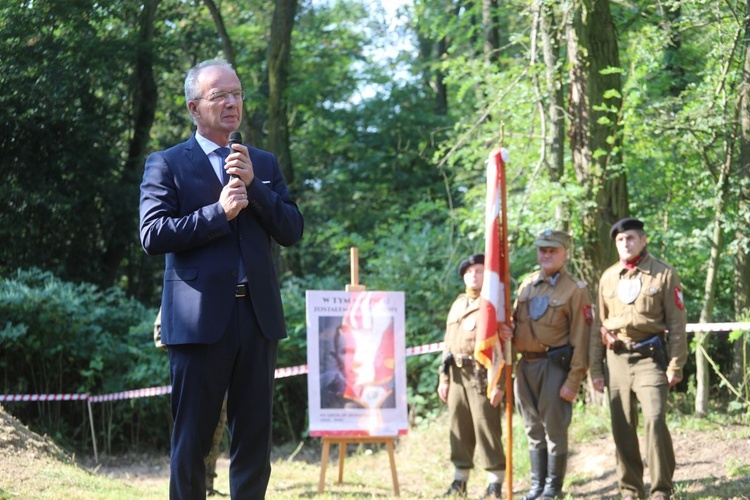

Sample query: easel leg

[337,440,347,484]
[318,435,400,495]
[386,438,400,496]
[318,438,330,494]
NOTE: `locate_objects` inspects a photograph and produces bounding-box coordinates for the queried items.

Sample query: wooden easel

[317,247,400,496]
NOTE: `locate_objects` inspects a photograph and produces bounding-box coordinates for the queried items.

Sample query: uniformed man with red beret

[589,218,688,500]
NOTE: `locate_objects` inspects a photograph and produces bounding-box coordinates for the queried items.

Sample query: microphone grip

[228,131,243,179]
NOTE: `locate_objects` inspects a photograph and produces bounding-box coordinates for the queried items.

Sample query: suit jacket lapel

[185,134,224,199]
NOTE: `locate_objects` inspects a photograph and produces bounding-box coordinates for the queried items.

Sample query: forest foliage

[1,0,749,453]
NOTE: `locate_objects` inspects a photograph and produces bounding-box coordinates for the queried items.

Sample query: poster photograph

[306,290,408,437]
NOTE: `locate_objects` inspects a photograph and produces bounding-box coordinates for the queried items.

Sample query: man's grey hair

[184,58,237,109]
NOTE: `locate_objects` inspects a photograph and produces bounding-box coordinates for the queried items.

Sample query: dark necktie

[215,147,231,184]
[216,147,246,282]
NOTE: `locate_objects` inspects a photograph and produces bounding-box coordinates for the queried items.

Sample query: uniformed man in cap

[501,229,592,499]
[589,218,687,500]
[438,253,506,499]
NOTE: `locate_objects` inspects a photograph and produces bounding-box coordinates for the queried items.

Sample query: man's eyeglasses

[194,90,245,103]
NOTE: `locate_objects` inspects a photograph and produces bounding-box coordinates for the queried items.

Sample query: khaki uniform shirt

[513,268,591,394]
[590,254,688,380]
[439,293,501,387]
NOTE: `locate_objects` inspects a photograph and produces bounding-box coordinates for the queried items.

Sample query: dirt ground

[564,424,750,498]
[85,427,750,498]
[2,404,749,498]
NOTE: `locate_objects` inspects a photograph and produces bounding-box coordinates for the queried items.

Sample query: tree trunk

[435,36,448,115]
[203,0,253,145]
[102,0,161,288]
[662,1,686,97]
[482,0,499,64]
[695,145,733,417]
[540,0,565,183]
[267,0,298,188]
[731,0,750,389]
[567,0,627,290]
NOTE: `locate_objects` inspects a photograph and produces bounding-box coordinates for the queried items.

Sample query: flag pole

[498,150,513,499]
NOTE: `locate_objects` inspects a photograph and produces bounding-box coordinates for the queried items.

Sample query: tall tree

[695,133,734,417]
[482,0,500,64]
[731,0,750,390]
[203,0,253,144]
[0,1,137,287]
[532,0,565,184]
[662,1,686,97]
[104,0,162,287]
[567,0,627,287]
[267,0,299,187]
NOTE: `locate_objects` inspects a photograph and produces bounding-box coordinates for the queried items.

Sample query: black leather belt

[521,351,548,361]
[235,283,248,298]
[453,354,474,368]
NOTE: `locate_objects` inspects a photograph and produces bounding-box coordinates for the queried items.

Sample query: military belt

[453,354,474,368]
[521,351,548,361]
[613,335,657,353]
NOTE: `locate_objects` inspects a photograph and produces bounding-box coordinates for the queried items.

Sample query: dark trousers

[168,295,278,499]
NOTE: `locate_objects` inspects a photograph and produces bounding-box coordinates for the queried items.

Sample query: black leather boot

[541,452,567,498]
[521,448,547,500]
[443,479,467,497]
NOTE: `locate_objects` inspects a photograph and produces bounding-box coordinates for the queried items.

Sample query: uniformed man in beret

[438,253,506,498]
[589,218,687,500]
[501,229,592,499]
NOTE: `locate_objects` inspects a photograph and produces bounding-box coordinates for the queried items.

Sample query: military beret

[609,218,645,239]
[533,229,570,249]
[458,253,484,277]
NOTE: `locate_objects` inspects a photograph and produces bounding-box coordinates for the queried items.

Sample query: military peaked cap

[458,253,484,277]
[610,218,645,239]
[533,229,570,249]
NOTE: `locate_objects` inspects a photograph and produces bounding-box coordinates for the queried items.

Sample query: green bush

[0,268,169,454]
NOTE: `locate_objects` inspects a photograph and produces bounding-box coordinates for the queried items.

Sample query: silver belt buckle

[235,283,248,298]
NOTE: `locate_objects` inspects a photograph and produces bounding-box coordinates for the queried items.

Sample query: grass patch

[2,400,749,498]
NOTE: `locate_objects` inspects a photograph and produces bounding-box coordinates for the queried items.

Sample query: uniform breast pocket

[447,317,460,331]
[635,282,663,317]
[541,300,567,330]
[601,288,618,312]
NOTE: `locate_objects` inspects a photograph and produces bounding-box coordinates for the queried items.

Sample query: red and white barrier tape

[274,364,309,379]
[686,322,750,333]
[3,322,748,404]
[89,385,171,403]
[0,393,89,402]
[406,342,444,356]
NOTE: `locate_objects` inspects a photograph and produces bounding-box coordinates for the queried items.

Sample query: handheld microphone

[228,131,243,179]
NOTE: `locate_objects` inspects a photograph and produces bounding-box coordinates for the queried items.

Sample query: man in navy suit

[139,58,304,499]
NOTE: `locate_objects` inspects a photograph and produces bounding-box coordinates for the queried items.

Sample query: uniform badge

[583,305,593,325]
[617,277,641,304]
[674,286,685,311]
[461,317,476,331]
[529,296,549,320]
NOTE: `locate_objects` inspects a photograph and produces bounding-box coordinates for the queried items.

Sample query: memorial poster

[306,290,407,436]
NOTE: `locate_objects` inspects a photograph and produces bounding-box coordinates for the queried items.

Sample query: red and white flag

[474,148,510,398]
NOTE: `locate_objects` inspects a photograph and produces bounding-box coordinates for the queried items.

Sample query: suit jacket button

[232,270,238,278]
